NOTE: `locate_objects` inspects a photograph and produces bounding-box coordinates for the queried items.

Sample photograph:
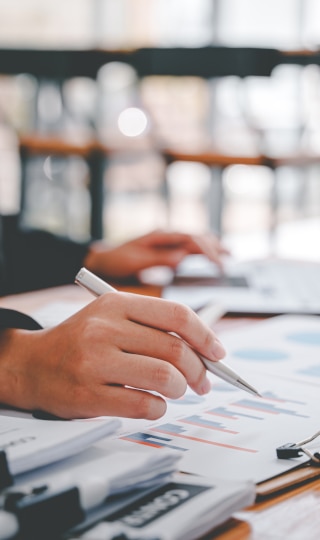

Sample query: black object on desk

[0,451,13,490]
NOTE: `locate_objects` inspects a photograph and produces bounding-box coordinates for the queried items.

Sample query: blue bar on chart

[233,399,309,418]
[120,432,186,451]
[207,406,263,421]
[262,391,306,405]
[150,423,258,453]
[179,415,238,433]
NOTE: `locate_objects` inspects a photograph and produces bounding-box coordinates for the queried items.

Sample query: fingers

[27,292,226,420]
[104,292,226,362]
[60,385,169,420]
[187,234,230,266]
[119,294,223,360]
[95,386,168,420]
[140,230,191,248]
[107,321,209,395]
[70,304,210,396]
[75,292,221,395]
[142,230,231,268]
[102,352,188,398]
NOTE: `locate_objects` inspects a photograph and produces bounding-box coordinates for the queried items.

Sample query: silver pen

[75,267,261,398]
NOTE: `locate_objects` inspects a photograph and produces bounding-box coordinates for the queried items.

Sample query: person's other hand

[0,293,225,419]
[84,230,230,280]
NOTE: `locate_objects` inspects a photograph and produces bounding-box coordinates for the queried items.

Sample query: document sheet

[236,488,320,540]
[0,409,120,475]
[164,255,320,315]
[69,473,255,540]
[108,315,320,484]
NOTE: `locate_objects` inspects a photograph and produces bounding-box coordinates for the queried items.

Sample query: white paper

[74,473,255,540]
[0,409,120,475]
[14,444,181,498]
[32,300,89,327]
[236,490,320,540]
[110,315,320,484]
[164,255,320,314]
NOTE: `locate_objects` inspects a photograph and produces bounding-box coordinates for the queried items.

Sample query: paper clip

[276,429,320,465]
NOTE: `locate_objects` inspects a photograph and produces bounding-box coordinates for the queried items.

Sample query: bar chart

[116,315,320,483]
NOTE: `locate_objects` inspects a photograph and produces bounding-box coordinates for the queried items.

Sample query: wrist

[0,328,42,411]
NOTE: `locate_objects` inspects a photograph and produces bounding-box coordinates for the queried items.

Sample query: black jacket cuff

[0,308,43,331]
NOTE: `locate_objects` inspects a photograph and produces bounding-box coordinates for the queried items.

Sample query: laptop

[163,255,320,316]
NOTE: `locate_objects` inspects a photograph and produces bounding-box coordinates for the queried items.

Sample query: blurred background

[1,0,320,261]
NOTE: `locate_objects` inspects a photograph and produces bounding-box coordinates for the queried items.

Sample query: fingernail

[201,378,212,394]
[212,339,226,359]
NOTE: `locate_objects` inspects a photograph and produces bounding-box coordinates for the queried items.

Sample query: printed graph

[262,391,306,405]
[120,422,258,454]
[233,399,308,418]
[151,423,257,453]
[117,316,320,483]
[120,432,185,451]
[120,386,309,457]
[207,406,263,421]
[179,415,238,433]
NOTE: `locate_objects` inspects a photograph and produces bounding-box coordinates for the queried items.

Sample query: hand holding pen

[3,269,234,421]
[75,268,260,400]
[0,262,259,422]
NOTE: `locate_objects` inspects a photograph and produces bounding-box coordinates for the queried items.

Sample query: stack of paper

[0,443,184,540]
[68,473,255,540]
[15,443,182,498]
[0,408,120,476]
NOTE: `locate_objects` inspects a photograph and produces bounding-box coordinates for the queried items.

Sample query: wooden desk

[0,282,162,313]
[1,284,320,539]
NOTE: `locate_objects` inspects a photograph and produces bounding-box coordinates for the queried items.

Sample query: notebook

[164,255,320,315]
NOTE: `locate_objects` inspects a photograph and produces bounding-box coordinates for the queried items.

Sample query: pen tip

[241,382,262,398]
[238,378,263,398]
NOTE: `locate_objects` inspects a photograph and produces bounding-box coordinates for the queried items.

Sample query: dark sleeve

[2,215,90,294]
[0,308,42,330]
